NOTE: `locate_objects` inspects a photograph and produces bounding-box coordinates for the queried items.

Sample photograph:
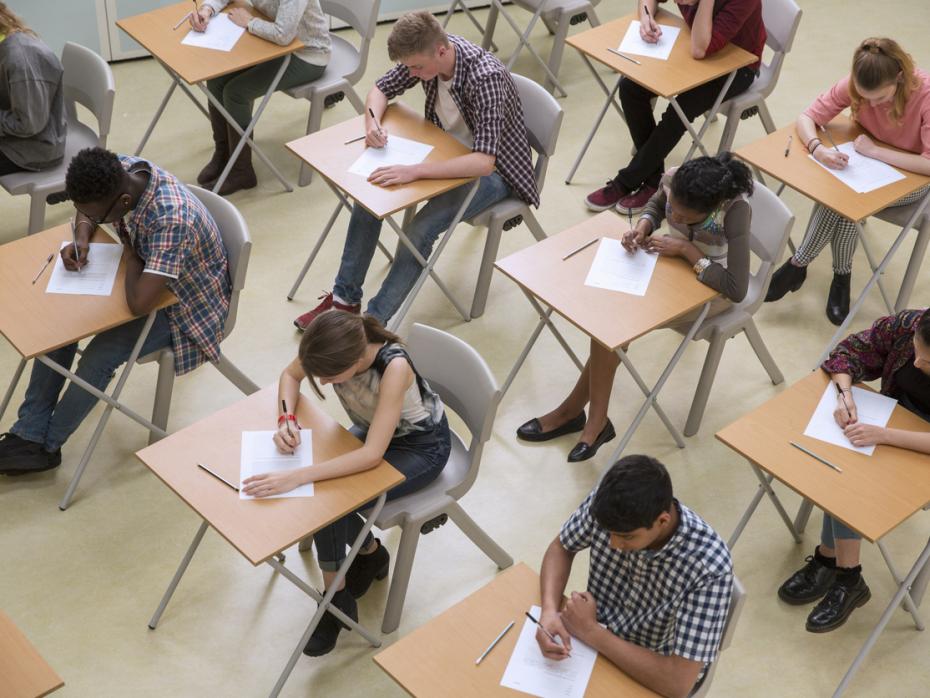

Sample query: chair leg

[447,502,513,570]
[481,3,500,51]
[343,86,364,114]
[683,332,727,437]
[27,192,48,235]
[148,351,175,445]
[298,98,326,187]
[716,108,740,155]
[544,13,571,94]
[523,211,547,242]
[743,319,784,385]
[470,218,503,319]
[381,520,423,634]
[756,100,777,134]
[212,353,260,395]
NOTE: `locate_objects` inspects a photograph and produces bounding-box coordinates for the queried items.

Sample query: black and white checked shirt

[375,35,539,207]
[560,493,733,668]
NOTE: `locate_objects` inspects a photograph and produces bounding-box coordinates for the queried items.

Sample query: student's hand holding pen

[812,143,848,169]
[273,416,301,454]
[621,219,652,252]
[535,609,573,660]
[189,5,213,32]
[639,6,662,43]
[366,107,388,148]
[62,218,91,272]
[833,390,858,428]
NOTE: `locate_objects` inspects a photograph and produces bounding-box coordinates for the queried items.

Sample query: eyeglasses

[74,191,124,227]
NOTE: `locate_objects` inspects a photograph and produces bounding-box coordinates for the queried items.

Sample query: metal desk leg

[265,492,386,698]
[895,193,930,312]
[669,69,737,162]
[443,0,498,52]
[728,464,803,549]
[0,358,26,422]
[135,58,210,156]
[794,498,815,534]
[877,540,924,629]
[494,0,567,98]
[148,520,210,630]
[856,222,894,313]
[286,198,350,301]
[565,55,626,184]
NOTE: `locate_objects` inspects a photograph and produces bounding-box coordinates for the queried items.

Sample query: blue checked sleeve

[559,489,597,553]
[672,572,733,664]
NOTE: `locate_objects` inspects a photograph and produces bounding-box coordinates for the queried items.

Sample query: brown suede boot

[216,123,257,196]
[197,103,230,187]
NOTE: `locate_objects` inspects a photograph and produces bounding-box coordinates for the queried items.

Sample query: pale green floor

[2,2,930,696]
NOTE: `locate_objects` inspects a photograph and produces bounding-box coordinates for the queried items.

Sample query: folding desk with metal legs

[443,0,498,52]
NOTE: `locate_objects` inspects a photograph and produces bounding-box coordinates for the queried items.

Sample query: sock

[836,565,862,586]
[332,293,352,307]
[814,547,836,568]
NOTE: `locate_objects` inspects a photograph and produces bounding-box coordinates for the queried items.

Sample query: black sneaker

[303,588,358,657]
[0,434,60,476]
[778,555,837,605]
[806,577,871,633]
[345,539,390,599]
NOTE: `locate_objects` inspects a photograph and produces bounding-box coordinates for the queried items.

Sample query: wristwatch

[693,257,711,275]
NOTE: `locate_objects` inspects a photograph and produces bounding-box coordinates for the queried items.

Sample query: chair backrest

[60,42,115,147]
[187,186,252,338]
[321,0,380,85]
[739,181,794,314]
[689,576,746,698]
[406,323,500,497]
[754,0,802,96]
[511,73,564,191]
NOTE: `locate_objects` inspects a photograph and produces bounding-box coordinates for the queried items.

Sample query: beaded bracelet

[806,138,822,155]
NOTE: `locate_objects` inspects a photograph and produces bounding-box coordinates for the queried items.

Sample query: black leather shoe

[806,577,871,633]
[516,412,586,442]
[345,538,390,599]
[778,555,837,605]
[0,434,61,476]
[765,260,808,302]
[303,587,358,656]
[826,273,851,326]
[567,420,616,462]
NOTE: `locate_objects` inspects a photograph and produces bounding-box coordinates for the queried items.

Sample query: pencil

[607,48,641,65]
[474,620,514,665]
[173,11,192,30]
[820,124,840,151]
[197,462,240,491]
[32,253,54,284]
[70,220,82,274]
[344,134,366,145]
[562,237,600,261]
[789,441,843,474]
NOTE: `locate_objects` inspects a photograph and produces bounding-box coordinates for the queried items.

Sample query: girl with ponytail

[517,153,753,462]
[766,37,930,325]
[242,310,450,656]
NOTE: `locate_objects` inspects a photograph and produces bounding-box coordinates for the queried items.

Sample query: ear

[655,510,672,528]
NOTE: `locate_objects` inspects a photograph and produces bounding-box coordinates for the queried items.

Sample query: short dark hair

[591,455,673,532]
[65,147,125,204]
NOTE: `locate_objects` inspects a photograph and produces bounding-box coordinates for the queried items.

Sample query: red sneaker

[293,292,361,332]
[584,178,629,212]
[615,185,658,215]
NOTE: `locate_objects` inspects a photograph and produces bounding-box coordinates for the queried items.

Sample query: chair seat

[283,36,360,99]
[511,0,597,14]
[0,119,97,196]
[467,196,528,227]
[372,431,469,529]
[872,198,930,227]
[137,346,171,365]
[717,64,775,115]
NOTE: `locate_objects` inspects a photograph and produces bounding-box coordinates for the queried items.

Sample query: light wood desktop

[0,610,64,698]
[374,563,660,698]
[566,11,757,99]
[496,210,718,352]
[0,224,175,360]
[136,385,403,565]
[116,1,301,85]
[285,102,475,220]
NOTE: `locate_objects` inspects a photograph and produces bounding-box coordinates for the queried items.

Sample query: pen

[789,441,843,474]
[643,4,652,19]
[834,381,851,420]
[343,134,366,145]
[524,612,568,653]
[173,11,192,30]
[197,462,241,491]
[562,236,600,261]
[281,399,292,439]
[70,219,82,274]
[368,107,385,139]
[474,620,514,665]
[820,124,840,152]
[607,48,641,65]
[32,253,54,284]
[784,134,792,157]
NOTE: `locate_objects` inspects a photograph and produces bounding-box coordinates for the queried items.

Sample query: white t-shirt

[436,76,474,149]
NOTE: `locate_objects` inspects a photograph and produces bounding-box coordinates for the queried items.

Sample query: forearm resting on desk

[413,151,496,180]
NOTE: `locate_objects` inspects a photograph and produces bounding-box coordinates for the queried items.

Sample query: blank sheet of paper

[240,430,315,499]
[348,135,434,178]
[809,142,905,193]
[46,241,122,296]
[584,238,658,296]
[803,383,897,456]
[181,13,246,52]
[500,606,597,698]
[617,21,681,61]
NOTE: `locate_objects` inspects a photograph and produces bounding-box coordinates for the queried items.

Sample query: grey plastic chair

[366,323,513,634]
[689,576,746,698]
[675,182,794,437]
[284,0,379,186]
[870,201,930,313]
[713,0,802,153]
[468,73,563,318]
[140,186,259,443]
[0,42,114,234]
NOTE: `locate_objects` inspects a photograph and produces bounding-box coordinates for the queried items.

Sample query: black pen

[834,381,851,420]
[32,253,54,284]
[197,462,240,491]
[281,399,293,439]
[524,611,563,649]
[368,107,385,140]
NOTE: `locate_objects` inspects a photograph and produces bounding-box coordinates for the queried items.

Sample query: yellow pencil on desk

[563,237,600,261]
[790,441,843,473]
[344,134,366,145]
[607,47,641,65]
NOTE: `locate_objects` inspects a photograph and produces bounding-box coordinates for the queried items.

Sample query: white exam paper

[181,13,246,52]
[617,21,681,61]
[240,430,315,499]
[46,241,122,296]
[348,135,434,178]
[584,238,658,296]
[803,383,897,456]
[809,141,905,193]
[500,606,597,698]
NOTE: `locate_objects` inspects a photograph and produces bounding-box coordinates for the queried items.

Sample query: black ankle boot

[826,273,851,326]
[303,587,357,657]
[345,538,390,599]
[765,260,808,302]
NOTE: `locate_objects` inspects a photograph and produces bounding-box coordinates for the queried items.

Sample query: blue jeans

[313,415,452,572]
[333,173,512,323]
[821,512,861,546]
[10,310,173,451]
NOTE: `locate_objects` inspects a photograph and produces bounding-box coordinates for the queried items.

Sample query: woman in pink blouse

[765,38,930,325]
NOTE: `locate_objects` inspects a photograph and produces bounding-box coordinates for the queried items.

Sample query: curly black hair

[670,152,754,213]
[590,455,673,533]
[65,147,125,204]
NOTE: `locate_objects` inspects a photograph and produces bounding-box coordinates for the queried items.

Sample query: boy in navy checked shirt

[537,455,733,698]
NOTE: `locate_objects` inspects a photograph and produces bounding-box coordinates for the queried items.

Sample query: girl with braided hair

[516,153,753,461]
[766,38,930,325]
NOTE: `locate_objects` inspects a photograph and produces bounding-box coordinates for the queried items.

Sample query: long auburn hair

[0,4,34,36]
[849,38,919,125]
[298,311,401,399]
